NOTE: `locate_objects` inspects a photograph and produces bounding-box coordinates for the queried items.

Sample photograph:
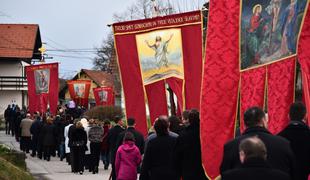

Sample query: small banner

[67,80,91,108]
[93,87,115,106]
[25,63,58,115]
[113,11,203,134]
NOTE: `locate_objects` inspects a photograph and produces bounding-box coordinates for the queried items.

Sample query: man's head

[155,36,162,42]
[188,109,200,125]
[26,113,31,119]
[154,116,169,136]
[289,102,306,122]
[182,110,190,125]
[244,107,267,128]
[114,115,123,126]
[239,136,267,163]
[127,118,136,127]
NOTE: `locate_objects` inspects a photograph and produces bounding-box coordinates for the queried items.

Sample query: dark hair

[182,110,190,120]
[154,116,169,136]
[289,102,306,121]
[244,107,265,127]
[168,116,181,133]
[127,118,135,126]
[239,136,267,161]
[189,109,200,125]
[104,119,111,125]
[123,131,135,142]
[114,115,122,123]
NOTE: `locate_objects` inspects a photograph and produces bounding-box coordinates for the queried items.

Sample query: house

[0,24,42,114]
[62,69,121,107]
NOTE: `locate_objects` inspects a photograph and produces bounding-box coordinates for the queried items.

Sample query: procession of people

[2,101,310,180]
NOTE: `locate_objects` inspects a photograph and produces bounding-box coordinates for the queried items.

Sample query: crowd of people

[3,102,310,180]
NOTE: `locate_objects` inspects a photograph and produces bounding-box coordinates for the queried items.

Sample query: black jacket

[278,121,310,180]
[174,123,208,180]
[70,128,87,151]
[140,135,177,180]
[41,124,57,146]
[220,126,296,179]
[116,127,145,154]
[222,157,290,180]
[30,119,43,140]
[107,125,124,162]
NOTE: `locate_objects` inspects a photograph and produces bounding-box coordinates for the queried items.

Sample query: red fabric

[267,58,296,134]
[240,67,266,132]
[93,87,115,106]
[182,25,203,110]
[200,0,240,178]
[166,77,183,115]
[114,11,202,135]
[145,80,168,125]
[114,34,148,135]
[67,80,91,108]
[298,6,310,126]
[25,63,58,115]
[248,15,261,33]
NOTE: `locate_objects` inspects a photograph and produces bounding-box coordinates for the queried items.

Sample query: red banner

[113,11,203,135]
[93,87,115,106]
[25,63,58,115]
[240,67,266,132]
[200,0,241,178]
[67,80,91,108]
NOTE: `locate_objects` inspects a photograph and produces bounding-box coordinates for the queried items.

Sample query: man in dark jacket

[222,136,290,180]
[107,116,125,180]
[174,109,208,180]
[4,105,10,135]
[278,102,310,180]
[116,118,145,155]
[220,107,296,179]
[30,112,43,157]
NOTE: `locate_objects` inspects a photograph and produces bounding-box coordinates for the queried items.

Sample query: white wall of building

[0,60,24,77]
[0,90,28,115]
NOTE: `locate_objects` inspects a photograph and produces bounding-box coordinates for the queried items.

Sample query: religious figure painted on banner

[240,0,308,70]
[34,69,50,94]
[73,84,85,98]
[98,90,108,102]
[136,28,184,85]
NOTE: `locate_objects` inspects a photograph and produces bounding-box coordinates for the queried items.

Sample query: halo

[252,4,262,14]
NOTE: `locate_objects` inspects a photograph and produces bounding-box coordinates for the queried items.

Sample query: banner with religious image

[67,80,91,107]
[113,11,203,135]
[240,0,308,71]
[93,87,115,106]
[25,63,58,114]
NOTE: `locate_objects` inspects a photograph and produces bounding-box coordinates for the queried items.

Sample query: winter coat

[20,118,33,137]
[70,128,87,151]
[88,125,104,143]
[41,123,57,146]
[278,121,310,180]
[140,135,178,180]
[222,157,290,180]
[107,125,125,162]
[101,125,110,152]
[115,141,141,180]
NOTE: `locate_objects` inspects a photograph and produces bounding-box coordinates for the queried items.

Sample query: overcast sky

[1,0,136,78]
[1,0,205,78]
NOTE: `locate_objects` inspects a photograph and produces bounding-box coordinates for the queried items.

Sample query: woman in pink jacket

[115,131,142,180]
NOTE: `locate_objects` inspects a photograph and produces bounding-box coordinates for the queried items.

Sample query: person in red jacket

[115,131,141,180]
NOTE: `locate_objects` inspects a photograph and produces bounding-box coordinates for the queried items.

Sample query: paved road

[0,131,111,180]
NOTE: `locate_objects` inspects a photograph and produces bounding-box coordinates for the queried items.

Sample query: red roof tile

[0,24,41,59]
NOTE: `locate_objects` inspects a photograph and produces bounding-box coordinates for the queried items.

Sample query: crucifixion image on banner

[240,0,308,70]
[34,69,50,94]
[136,28,184,85]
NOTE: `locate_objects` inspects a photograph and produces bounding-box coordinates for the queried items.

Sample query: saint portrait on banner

[240,0,308,70]
[34,69,50,94]
[98,90,108,102]
[136,28,184,85]
[73,84,86,98]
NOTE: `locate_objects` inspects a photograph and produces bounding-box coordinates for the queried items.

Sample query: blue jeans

[59,142,65,159]
[100,150,110,169]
